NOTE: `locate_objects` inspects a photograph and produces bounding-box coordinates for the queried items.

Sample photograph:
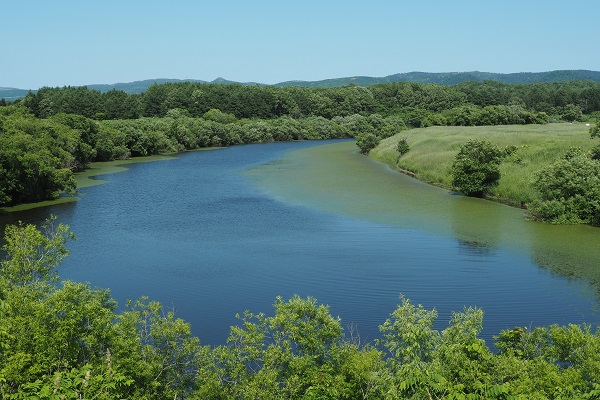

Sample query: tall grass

[371,123,596,207]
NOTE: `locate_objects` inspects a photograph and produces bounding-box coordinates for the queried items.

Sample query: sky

[1,0,598,89]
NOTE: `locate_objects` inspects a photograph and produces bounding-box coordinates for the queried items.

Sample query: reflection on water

[1,140,599,346]
[450,196,503,251]
[248,141,600,293]
[456,239,496,257]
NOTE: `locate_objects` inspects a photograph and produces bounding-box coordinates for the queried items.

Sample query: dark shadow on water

[457,239,496,257]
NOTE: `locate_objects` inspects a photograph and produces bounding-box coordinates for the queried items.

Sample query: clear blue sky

[2,0,598,89]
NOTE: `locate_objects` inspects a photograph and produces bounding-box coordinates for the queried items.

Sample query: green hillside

[3,70,600,100]
[0,87,30,101]
[275,70,600,87]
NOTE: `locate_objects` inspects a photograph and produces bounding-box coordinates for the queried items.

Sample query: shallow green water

[247,141,600,289]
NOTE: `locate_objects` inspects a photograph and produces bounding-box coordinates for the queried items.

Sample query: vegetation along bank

[368,122,600,226]
[1,79,599,225]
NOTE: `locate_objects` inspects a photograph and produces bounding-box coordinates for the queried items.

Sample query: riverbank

[370,122,595,208]
[0,154,177,212]
[247,140,600,291]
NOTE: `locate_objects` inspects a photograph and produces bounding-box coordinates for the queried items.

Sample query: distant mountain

[274,76,383,87]
[2,70,600,100]
[209,77,265,86]
[86,78,206,94]
[275,70,600,87]
[86,77,265,93]
[0,87,31,101]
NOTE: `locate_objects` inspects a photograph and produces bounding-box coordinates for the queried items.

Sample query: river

[1,140,599,345]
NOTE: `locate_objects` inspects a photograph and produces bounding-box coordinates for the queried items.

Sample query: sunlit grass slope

[371,123,595,207]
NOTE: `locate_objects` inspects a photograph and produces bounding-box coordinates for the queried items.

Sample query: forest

[15,80,600,120]
[1,218,600,399]
[1,79,599,211]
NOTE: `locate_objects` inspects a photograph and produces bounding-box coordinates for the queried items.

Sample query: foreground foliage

[1,219,600,398]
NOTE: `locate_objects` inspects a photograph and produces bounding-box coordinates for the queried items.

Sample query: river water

[1,140,599,345]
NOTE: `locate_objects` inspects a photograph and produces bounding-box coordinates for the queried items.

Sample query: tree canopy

[14,80,598,123]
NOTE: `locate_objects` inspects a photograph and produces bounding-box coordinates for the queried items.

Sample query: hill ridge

[2,69,599,99]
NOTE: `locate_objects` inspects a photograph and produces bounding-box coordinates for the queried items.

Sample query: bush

[531,155,600,225]
[396,137,410,156]
[450,139,503,197]
[560,104,583,122]
[590,121,600,138]
[590,144,600,161]
[355,132,380,154]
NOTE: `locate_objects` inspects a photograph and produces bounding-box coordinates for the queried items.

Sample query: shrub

[396,137,410,156]
[563,146,585,160]
[560,104,583,122]
[590,121,600,138]
[590,144,600,161]
[355,132,380,154]
[450,139,503,197]
[531,155,600,225]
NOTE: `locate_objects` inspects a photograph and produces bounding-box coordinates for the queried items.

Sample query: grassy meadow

[370,122,596,207]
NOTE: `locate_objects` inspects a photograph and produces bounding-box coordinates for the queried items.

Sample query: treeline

[1,219,600,399]
[2,79,599,207]
[0,105,401,206]
[17,80,600,122]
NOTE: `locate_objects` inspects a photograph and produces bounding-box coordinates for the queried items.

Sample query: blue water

[1,140,598,345]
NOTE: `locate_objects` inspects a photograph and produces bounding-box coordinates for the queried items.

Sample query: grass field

[370,122,596,207]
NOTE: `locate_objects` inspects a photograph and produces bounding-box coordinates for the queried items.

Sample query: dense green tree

[0,219,203,399]
[377,115,406,138]
[591,121,600,138]
[456,80,512,107]
[0,216,74,286]
[201,108,237,124]
[561,104,584,122]
[444,105,482,126]
[142,83,169,117]
[399,107,443,128]
[94,124,130,161]
[17,79,600,123]
[195,294,388,399]
[111,297,201,398]
[378,295,439,368]
[396,137,410,156]
[591,144,600,160]
[531,154,600,225]
[102,89,142,119]
[451,139,503,197]
[355,132,380,154]
[370,82,468,114]
[0,121,77,206]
